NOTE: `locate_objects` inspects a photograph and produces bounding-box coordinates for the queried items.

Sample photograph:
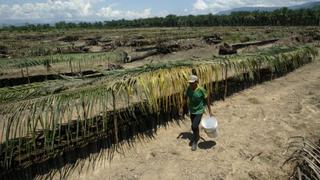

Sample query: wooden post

[69,60,73,73]
[224,66,228,100]
[26,67,30,84]
[78,61,82,78]
[45,59,50,81]
[82,101,87,137]
[112,90,119,144]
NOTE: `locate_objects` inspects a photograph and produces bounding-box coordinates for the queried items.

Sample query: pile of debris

[219,43,237,55]
[58,35,80,42]
[17,35,47,41]
[300,30,320,41]
[57,36,116,53]
[203,34,223,45]
[0,45,10,58]
[294,35,313,43]
[156,42,181,54]
[127,39,152,47]
[105,63,124,71]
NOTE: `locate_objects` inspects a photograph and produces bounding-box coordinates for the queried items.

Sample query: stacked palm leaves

[0,45,317,171]
[0,52,122,77]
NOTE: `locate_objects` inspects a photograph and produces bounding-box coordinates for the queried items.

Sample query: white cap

[188,75,198,83]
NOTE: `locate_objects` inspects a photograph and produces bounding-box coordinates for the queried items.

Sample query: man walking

[184,74,213,151]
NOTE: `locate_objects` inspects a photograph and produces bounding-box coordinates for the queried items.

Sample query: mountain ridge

[216,1,320,15]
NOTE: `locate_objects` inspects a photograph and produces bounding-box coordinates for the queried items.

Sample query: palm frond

[284,137,320,180]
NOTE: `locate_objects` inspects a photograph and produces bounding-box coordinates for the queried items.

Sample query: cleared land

[0,27,319,179]
[56,56,320,180]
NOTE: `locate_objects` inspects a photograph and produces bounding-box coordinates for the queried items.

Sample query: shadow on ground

[198,140,217,149]
[177,132,217,149]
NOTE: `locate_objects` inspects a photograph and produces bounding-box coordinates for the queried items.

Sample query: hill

[217,1,320,15]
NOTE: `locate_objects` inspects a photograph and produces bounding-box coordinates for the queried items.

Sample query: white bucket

[201,116,218,138]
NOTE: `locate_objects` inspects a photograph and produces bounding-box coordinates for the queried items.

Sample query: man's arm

[206,96,213,116]
[203,88,213,116]
[201,87,213,116]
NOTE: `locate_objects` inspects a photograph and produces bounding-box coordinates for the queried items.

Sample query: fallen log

[232,39,279,49]
[219,39,279,55]
[58,36,79,42]
[127,39,152,47]
[127,50,159,63]
[126,40,197,63]
[135,46,157,52]
[126,42,180,62]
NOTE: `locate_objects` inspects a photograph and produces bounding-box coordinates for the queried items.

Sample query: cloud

[192,0,316,13]
[0,0,316,23]
[193,0,209,10]
[126,9,152,19]
[97,6,152,19]
[0,0,97,20]
[0,0,153,22]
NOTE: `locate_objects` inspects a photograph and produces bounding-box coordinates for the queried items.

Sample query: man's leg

[190,114,195,141]
[190,114,203,151]
[191,114,202,142]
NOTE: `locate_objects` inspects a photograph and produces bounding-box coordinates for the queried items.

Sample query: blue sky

[0,0,317,24]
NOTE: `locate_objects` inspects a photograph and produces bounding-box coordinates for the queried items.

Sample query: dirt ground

[49,57,320,180]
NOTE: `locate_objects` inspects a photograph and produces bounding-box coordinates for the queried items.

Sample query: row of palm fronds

[0,52,122,76]
[284,137,320,180]
[0,46,315,104]
[0,45,317,171]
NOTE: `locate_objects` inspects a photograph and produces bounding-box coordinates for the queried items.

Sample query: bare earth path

[59,60,320,180]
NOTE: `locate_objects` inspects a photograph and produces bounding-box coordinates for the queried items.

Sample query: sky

[0,0,317,24]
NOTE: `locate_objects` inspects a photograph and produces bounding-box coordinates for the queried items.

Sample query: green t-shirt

[185,86,208,115]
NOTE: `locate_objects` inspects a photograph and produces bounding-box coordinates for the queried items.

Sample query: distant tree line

[1,7,320,32]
